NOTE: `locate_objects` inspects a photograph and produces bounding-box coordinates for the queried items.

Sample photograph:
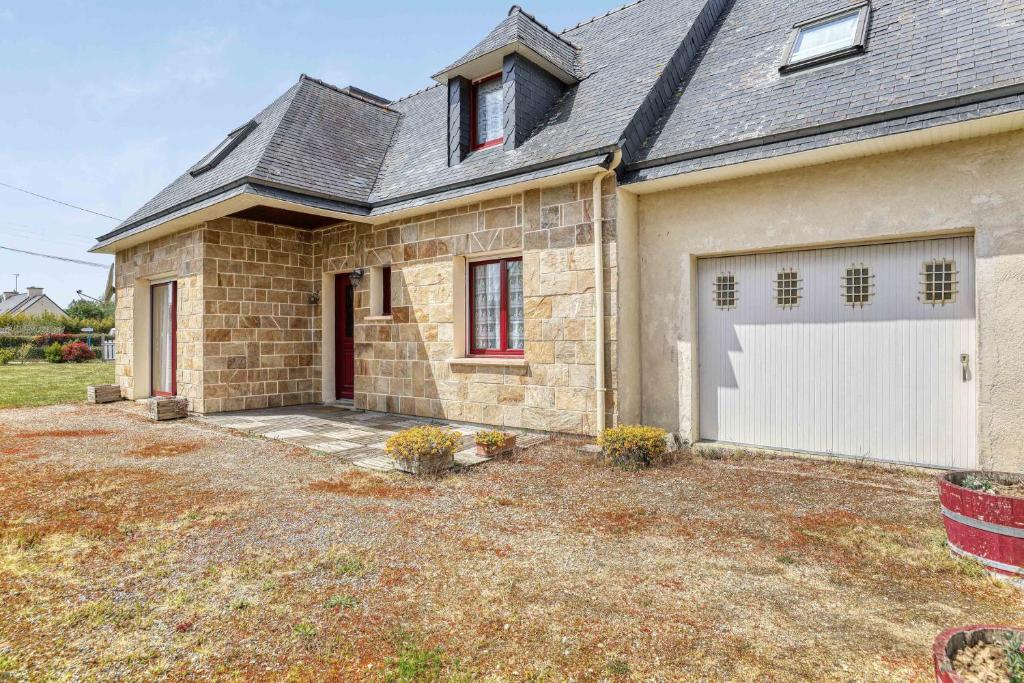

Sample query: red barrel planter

[933,625,1024,682]
[938,471,1024,583]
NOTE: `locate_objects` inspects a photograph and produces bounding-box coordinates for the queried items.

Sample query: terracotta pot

[476,435,517,457]
[933,625,1024,682]
[938,470,1024,584]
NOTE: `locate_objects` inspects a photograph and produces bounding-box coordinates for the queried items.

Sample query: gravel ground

[0,402,1021,681]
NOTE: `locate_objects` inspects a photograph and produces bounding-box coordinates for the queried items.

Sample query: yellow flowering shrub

[474,430,513,449]
[598,424,668,470]
[385,426,461,474]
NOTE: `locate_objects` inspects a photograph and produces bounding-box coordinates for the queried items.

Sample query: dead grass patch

[577,505,657,536]
[308,471,433,499]
[126,441,203,458]
[9,428,113,439]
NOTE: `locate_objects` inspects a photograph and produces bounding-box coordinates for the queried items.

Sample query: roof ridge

[298,74,396,111]
[391,82,444,104]
[508,5,580,50]
[560,0,644,34]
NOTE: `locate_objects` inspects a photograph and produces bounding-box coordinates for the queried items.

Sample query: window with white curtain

[472,75,504,149]
[469,257,523,354]
[785,5,869,70]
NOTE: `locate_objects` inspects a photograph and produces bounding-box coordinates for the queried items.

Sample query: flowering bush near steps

[385,426,462,475]
[599,425,669,470]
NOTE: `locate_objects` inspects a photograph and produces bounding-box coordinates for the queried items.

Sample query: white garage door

[697,236,976,468]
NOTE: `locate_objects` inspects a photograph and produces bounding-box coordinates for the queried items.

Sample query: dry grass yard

[0,403,1021,681]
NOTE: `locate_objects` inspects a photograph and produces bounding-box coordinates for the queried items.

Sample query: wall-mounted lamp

[349,268,365,288]
[309,288,321,305]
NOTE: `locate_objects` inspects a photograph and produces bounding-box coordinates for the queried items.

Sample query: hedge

[0,333,107,350]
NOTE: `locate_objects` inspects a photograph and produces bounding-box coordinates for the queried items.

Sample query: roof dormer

[433,5,580,86]
[441,5,578,165]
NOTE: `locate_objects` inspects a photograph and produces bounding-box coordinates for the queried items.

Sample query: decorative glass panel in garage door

[697,236,976,468]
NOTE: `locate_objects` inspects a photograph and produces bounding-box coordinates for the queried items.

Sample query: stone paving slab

[200,404,543,472]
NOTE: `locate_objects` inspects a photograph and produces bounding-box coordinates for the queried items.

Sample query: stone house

[92,0,1024,471]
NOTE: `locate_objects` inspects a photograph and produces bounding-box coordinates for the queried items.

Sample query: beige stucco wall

[636,129,1024,471]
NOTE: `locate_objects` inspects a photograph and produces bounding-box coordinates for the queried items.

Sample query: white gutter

[593,149,621,435]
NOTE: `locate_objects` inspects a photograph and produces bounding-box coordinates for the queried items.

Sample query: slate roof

[633,0,1024,170]
[100,0,1024,246]
[370,0,714,206]
[115,76,399,231]
[433,5,581,81]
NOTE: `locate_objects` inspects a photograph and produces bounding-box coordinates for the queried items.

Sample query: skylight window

[189,119,258,177]
[783,4,870,71]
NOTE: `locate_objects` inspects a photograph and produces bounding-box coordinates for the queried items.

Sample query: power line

[0,180,123,222]
[0,245,109,268]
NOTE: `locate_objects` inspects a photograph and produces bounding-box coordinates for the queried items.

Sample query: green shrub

[385,426,461,474]
[1004,632,1024,683]
[43,342,65,363]
[599,424,669,470]
[0,349,14,365]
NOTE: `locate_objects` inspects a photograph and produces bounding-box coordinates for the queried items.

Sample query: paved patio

[200,404,547,472]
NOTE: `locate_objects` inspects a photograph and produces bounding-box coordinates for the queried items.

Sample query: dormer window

[782,4,870,72]
[471,74,504,150]
[190,119,258,177]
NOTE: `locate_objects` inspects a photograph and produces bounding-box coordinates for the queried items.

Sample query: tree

[65,298,114,320]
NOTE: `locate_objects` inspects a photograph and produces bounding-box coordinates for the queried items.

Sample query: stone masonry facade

[114,177,619,435]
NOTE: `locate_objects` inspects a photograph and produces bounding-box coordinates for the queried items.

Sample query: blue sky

[0,0,618,307]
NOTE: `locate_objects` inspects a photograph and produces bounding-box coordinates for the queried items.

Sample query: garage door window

[843,265,873,307]
[714,273,737,309]
[921,259,958,305]
[775,269,801,308]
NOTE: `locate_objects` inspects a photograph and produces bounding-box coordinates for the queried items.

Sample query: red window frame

[469,257,523,357]
[469,73,504,151]
[381,266,392,316]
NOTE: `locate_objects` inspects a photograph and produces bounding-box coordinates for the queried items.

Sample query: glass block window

[842,264,874,307]
[470,257,523,355]
[714,273,737,310]
[921,259,958,305]
[775,269,801,309]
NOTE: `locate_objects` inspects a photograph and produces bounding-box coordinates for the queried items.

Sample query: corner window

[189,120,258,177]
[783,5,869,71]
[469,257,523,355]
[471,74,504,150]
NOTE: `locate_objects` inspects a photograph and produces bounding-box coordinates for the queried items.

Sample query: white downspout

[593,149,622,435]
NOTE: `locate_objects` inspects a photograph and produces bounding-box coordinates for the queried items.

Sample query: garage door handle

[961,354,970,382]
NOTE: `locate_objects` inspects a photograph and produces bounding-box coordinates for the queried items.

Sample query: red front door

[335,274,355,400]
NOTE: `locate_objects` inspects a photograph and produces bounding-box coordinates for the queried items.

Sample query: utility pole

[13,273,18,292]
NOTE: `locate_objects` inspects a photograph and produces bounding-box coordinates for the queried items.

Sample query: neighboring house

[91,0,1024,472]
[0,287,67,317]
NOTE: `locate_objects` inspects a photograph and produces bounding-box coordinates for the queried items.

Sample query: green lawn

[0,362,115,409]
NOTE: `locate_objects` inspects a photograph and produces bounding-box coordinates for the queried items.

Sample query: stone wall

[113,228,204,406]
[322,177,618,435]
[201,218,319,413]
[113,177,620,435]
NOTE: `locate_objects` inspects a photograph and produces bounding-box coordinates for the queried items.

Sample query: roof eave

[432,42,578,85]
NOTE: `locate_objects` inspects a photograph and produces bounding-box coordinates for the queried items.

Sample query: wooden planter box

[149,397,189,421]
[933,625,1024,682]
[86,384,121,404]
[938,470,1024,585]
[395,452,455,476]
[476,434,517,458]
